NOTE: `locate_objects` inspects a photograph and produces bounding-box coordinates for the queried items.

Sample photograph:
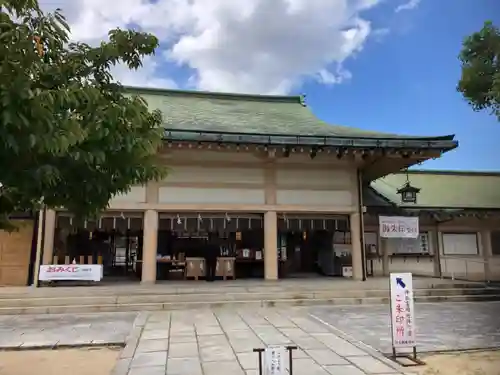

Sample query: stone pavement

[310,301,500,354]
[115,309,407,375]
[0,312,136,348]
[3,302,499,374]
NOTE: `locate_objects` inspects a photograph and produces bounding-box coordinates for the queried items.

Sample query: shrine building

[1,87,499,286]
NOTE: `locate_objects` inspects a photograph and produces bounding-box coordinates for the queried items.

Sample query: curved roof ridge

[124,86,302,104]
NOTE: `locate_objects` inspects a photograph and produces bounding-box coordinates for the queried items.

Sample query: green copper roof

[371,170,500,209]
[126,86,456,142]
[363,186,395,207]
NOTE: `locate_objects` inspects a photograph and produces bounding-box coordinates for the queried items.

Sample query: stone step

[0,280,489,299]
[0,281,484,299]
[0,287,497,308]
[0,292,499,315]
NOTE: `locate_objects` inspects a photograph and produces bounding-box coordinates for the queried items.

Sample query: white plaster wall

[389,257,435,276]
[276,190,353,206]
[490,258,500,281]
[440,257,486,281]
[275,166,355,207]
[162,149,261,163]
[276,168,353,189]
[163,166,264,184]
[368,257,434,276]
[275,152,356,167]
[109,186,146,204]
[158,187,265,205]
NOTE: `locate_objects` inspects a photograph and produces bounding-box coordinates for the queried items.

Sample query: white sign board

[342,266,353,278]
[389,273,416,348]
[39,264,103,282]
[264,345,286,375]
[379,216,419,239]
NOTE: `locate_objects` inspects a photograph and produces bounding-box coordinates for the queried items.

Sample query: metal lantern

[397,170,421,203]
[397,182,420,203]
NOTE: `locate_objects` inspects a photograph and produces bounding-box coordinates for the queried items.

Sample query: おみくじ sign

[39,264,103,282]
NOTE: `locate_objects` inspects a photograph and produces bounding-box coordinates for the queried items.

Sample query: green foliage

[0,0,167,229]
[457,21,500,120]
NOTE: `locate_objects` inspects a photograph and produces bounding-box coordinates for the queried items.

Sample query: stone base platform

[0,277,499,315]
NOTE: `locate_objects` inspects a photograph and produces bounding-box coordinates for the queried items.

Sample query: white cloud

[372,28,390,42]
[395,0,421,13]
[317,66,352,85]
[111,57,178,89]
[39,0,388,94]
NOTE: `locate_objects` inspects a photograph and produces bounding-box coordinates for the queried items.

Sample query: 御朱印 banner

[379,216,419,239]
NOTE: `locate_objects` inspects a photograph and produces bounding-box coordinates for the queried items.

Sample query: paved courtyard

[0,312,136,348]
[309,301,500,354]
[1,302,499,374]
[117,309,405,375]
[0,308,406,375]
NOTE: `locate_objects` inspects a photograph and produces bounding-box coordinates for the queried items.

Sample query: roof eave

[163,128,458,150]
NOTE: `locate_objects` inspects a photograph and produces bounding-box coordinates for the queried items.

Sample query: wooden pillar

[430,230,441,278]
[264,211,278,280]
[32,209,44,287]
[141,209,158,284]
[481,230,492,281]
[381,238,390,276]
[350,212,363,281]
[42,209,56,265]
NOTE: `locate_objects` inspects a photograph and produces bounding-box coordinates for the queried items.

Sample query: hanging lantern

[397,170,421,204]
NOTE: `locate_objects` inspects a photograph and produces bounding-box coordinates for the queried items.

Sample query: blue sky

[301,0,500,171]
[55,0,499,171]
[143,0,499,171]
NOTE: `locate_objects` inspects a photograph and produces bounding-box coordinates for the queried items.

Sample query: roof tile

[128,87,455,140]
[372,171,500,209]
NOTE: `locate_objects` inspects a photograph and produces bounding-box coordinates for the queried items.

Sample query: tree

[457,21,500,120]
[0,0,167,229]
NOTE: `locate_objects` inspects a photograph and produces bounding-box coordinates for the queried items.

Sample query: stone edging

[0,342,124,352]
[110,311,149,375]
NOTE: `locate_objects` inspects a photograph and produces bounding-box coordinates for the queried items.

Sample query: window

[442,233,478,255]
[491,231,500,256]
